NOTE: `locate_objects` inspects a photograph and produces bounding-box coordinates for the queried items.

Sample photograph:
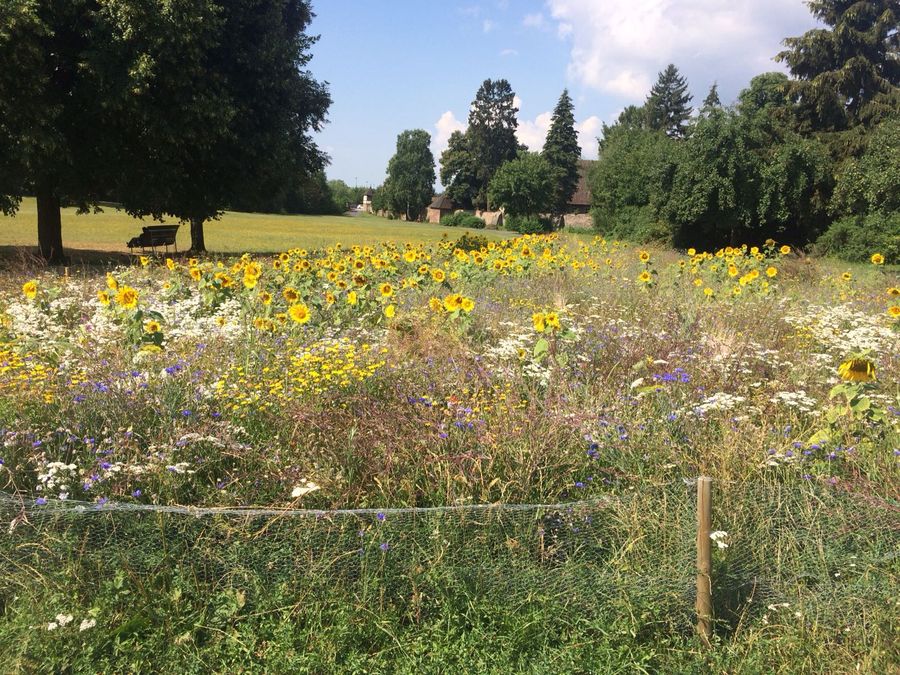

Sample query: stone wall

[563,212,593,229]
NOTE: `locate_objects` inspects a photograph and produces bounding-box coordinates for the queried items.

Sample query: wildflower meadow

[1,234,898,672]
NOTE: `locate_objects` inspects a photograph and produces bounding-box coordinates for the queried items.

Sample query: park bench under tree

[126,224,180,255]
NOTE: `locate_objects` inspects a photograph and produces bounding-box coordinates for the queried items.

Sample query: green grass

[0,197,511,256]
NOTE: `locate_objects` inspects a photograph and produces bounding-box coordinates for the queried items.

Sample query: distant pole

[696,476,713,645]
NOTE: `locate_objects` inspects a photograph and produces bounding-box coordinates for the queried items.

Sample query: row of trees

[590,0,899,259]
[0,0,332,263]
[377,82,583,228]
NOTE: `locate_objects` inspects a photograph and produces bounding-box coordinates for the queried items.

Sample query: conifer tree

[542,89,582,217]
[646,64,693,138]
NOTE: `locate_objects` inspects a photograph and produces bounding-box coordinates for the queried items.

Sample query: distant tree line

[589,0,899,261]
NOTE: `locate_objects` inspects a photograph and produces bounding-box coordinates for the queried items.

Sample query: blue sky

[309,1,819,188]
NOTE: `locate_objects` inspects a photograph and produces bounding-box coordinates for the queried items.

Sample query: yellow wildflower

[22,280,38,300]
[870,253,884,265]
[384,304,396,319]
[115,286,139,310]
[532,312,546,333]
[144,320,161,334]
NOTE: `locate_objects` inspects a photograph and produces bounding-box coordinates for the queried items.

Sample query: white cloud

[516,111,604,159]
[547,0,815,101]
[432,110,466,157]
[517,111,554,150]
[523,12,546,29]
[500,48,519,57]
[483,19,496,33]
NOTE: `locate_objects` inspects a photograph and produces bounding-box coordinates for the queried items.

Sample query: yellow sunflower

[115,286,139,310]
[870,253,885,265]
[144,320,161,334]
[379,282,394,298]
[837,358,875,382]
[288,302,311,325]
[22,280,38,300]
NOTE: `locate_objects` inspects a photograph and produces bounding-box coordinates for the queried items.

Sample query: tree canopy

[383,129,435,222]
[487,151,556,218]
[0,0,331,261]
[542,89,581,218]
[777,0,900,132]
[440,79,520,211]
[646,64,693,138]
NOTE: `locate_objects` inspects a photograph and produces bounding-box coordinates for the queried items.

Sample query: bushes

[506,214,551,234]
[814,213,900,264]
[441,212,486,229]
[454,233,489,251]
[591,205,671,244]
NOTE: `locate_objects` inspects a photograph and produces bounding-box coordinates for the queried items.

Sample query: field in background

[0,197,509,256]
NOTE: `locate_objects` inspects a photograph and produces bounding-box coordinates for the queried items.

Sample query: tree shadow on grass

[0,245,135,272]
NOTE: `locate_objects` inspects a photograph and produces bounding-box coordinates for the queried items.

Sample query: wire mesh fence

[0,479,897,641]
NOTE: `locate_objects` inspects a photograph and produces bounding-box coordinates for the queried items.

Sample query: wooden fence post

[696,476,713,644]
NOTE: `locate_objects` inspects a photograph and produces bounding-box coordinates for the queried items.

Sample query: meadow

[0,197,508,258]
[0,229,897,672]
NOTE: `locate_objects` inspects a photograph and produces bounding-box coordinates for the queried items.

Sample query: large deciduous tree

[440,78,520,211]
[0,1,124,263]
[777,0,900,132]
[542,89,581,219]
[0,0,330,261]
[487,152,555,218]
[384,129,435,221]
[646,64,693,138]
[111,0,331,252]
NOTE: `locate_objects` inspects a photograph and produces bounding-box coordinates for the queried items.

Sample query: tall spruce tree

[646,64,693,138]
[777,0,900,132]
[542,89,581,218]
[702,83,722,113]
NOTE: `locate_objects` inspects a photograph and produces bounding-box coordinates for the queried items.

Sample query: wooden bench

[127,224,180,255]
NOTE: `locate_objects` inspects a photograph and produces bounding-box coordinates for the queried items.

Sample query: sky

[309,0,820,189]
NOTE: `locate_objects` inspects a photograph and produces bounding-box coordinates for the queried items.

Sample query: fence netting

[0,480,897,637]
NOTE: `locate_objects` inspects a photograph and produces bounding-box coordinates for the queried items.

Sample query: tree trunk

[190,217,206,253]
[36,189,66,265]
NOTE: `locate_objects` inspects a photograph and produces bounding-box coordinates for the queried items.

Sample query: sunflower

[403,250,417,263]
[325,291,336,305]
[189,267,202,282]
[242,275,258,290]
[545,312,561,330]
[693,278,703,287]
[727,265,738,277]
[283,287,300,303]
[838,358,875,382]
[888,287,899,296]
[532,312,546,333]
[115,286,139,309]
[687,248,696,257]
[165,258,176,271]
[766,266,778,277]
[461,297,475,313]
[703,287,714,297]
[841,272,852,282]
[144,320,161,334]
[870,253,885,265]
[379,282,394,298]
[22,280,38,300]
[259,291,273,305]
[106,273,118,291]
[638,250,651,263]
[443,294,464,312]
[288,303,311,325]
[638,271,652,283]
[431,268,446,283]
[139,256,150,267]
[347,291,358,306]
[384,304,396,319]
[779,245,791,255]
[888,305,900,318]
[97,290,111,306]
[428,297,443,313]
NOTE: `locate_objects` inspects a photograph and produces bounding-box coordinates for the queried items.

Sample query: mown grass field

[0,232,898,672]
[0,197,509,257]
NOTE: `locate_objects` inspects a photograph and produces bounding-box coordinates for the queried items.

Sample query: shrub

[814,213,900,264]
[441,212,485,229]
[454,233,489,251]
[591,205,672,244]
[506,214,551,234]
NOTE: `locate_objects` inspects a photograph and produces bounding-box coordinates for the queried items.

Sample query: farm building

[426,194,454,224]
